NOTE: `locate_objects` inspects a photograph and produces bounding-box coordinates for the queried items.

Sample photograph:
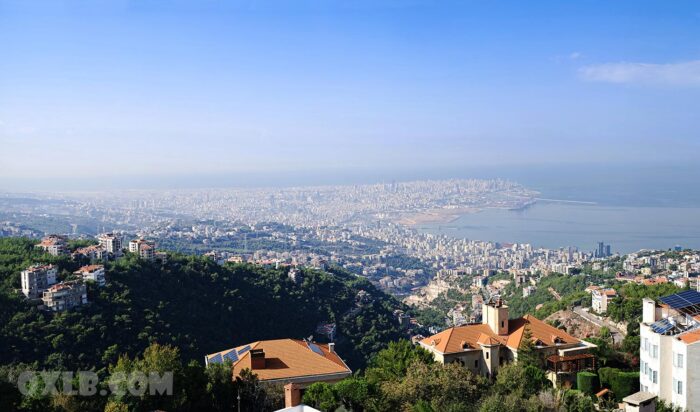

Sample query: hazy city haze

[1,0,699,188]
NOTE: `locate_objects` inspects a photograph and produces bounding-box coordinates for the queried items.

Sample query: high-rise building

[21,264,58,298]
[639,290,700,411]
[98,233,123,256]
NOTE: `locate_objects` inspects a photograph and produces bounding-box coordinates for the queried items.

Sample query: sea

[415,162,700,254]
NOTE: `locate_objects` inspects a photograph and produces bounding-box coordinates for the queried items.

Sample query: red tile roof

[206,339,351,382]
[421,314,580,354]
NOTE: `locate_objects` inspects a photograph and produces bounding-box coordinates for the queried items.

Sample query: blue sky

[1,0,699,185]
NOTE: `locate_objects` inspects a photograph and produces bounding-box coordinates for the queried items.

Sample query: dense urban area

[1,179,699,412]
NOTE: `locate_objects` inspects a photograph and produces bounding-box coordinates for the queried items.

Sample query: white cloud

[568,52,582,60]
[579,60,700,86]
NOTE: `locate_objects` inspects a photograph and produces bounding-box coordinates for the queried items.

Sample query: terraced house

[420,297,597,387]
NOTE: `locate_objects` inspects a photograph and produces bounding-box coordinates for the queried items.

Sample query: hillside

[0,238,405,373]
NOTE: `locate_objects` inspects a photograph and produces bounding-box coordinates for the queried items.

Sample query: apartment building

[42,281,88,312]
[20,264,58,299]
[98,233,123,256]
[72,244,107,261]
[639,290,700,411]
[74,264,106,286]
[420,297,597,387]
[128,239,155,261]
[36,235,67,256]
[592,288,617,314]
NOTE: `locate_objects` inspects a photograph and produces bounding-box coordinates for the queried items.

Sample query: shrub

[576,371,599,395]
[609,371,639,401]
[598,367,616,388]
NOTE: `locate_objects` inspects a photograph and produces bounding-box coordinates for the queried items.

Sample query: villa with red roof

[205,338,352,408]
[419,297,597,387]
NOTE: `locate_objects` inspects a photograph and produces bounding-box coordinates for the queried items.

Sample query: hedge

[610,371,640,401]
[576,371,599,395]
[598,367,616,388]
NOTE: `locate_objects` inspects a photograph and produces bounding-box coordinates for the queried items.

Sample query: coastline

[395,207,480,225]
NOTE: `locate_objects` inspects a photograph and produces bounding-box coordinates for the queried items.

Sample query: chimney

[284,383,302,408]
[250,349,266,369]
[328,342,335,353]
[483,297,509,335]
[642,298,658,324]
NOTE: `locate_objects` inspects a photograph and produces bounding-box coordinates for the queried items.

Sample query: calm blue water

[418,202,700,254]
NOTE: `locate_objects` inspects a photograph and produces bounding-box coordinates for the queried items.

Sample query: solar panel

[307,342,325,356]
[208,353,223,364]
[660,290,700,310]
[651,319,673,335]
[238,345,251,355]
[223,350,239,362]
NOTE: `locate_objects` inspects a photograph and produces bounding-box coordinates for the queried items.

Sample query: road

[573,306,625,345]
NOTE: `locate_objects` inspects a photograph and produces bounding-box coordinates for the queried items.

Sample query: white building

[128,239,155,261]
[639,290,700,411]
[74,264,106,286]
[21,264,58,299]
[591,288,617,314]
[98,233,123,256]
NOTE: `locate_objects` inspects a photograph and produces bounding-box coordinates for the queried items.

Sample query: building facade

[74,264,106,286]
[128,239,155,260]
[98,233,123,256]
[72,245,107,261]
[42,281,88,312]
[639,290,700,411]
[592,288,617,314]
[21,264,58,299]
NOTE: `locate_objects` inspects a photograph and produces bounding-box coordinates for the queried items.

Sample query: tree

[334,377,372,411]
[381,360,487,411]
[493,363,548,399]
[364,340,433,384]
[516,326,539,367]
[303,382,340,411]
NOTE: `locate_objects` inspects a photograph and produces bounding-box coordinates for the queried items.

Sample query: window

[485,352,489,359]
[474,360,479,368]
[652,345,658,359]
[673,379,682,394]
[676,353,684,368]
[652,370,658,384]
[500,321,504,329]
[643,338,649,352]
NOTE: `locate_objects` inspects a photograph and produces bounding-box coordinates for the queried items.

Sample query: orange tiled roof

[506,315,579,349]
[75,265,104,273]
[421,323,507,353]
[421,314,581,354]
[678,329,700,345]
[206,339,351,382]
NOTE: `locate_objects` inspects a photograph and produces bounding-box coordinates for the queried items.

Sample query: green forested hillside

[0,238,405,374]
